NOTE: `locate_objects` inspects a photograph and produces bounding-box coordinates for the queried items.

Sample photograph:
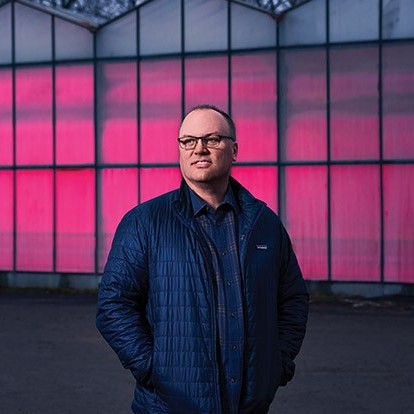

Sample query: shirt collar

[189,183,240,216]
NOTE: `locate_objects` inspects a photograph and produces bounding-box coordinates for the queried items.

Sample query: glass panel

[185,0,227,52]
[232,166,277,213]
[231,2,276,50]
[0,3,11,64]
[16,170,53,271]
[0,171,13,270]
[330,46,379,160]
[383,165,414,283]
[0,69,13,166]
[383,0,414,39]
[330,0,379,42]
[97,62,138,164]
[140,167,182,203]
[140,58,181,163]
[56,169,95,272]
[98,168,138,272]
[185,56,229,113]
[283,166,328,281]
[279,49,327,161]
[55,18,94,60]
[16,67,53,165]
[140,0,181,55]
[231,53,277,162]
[97,11,136,57]
[279,0,326,46]
[383,44,414,160]
[331,165,381,281]
[56,65,94,165]
[15,3,52,63]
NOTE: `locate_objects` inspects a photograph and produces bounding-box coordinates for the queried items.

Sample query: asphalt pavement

[1,289,413,414]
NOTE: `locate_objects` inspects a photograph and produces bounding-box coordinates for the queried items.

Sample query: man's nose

[194,138,209,152]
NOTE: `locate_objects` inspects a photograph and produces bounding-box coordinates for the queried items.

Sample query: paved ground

[1,289,413,414]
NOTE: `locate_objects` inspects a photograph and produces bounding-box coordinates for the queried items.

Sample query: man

[96,104,309,414]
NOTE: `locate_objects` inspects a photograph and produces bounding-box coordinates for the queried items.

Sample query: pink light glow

[232,53,277,162]
[56,169,95,272]
[185,56,228,112]
[140,59,181,163]
[140,167,182,203]
[56,65,94,164]
[15,67,53,165]
[16,170,53,271]
[0,171,13,269]
[284,166,328,280]
[383,165,414,283]
[232,166,277,213]
[331,165,381,281]
[98,168,138,272]
[0,69,13,166]
[98,62,138,164]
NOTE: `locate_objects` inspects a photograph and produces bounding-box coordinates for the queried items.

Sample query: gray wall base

[1,272,414,298]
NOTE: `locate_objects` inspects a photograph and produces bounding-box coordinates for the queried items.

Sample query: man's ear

[232,142,238,162]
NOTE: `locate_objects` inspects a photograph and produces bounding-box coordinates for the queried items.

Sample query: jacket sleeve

[96,209,153,385]
[277,221,309,386]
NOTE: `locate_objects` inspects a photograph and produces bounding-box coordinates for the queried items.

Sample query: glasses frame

[177,134,235,150]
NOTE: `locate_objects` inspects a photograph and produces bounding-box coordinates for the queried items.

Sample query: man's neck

[186,179,229,210]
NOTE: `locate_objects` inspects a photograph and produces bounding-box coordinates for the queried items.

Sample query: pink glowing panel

[98,168,138,272]
[0,171,13,270]
[383,165,414,283]
[331,165,381,281]
[15,67,53,165]
[284,166,328,281]
[231,53,277,162]
[279,49,327,161]
[185,56,228,113]
[56,65,94,164]
[383,44,414,159]
[140,167,182,203]
[330,46,379,160]
[16,170,53,271]
[140,59,181,163]
[97,62,138,164]
[56,169,95,272]
[232,166,277,213]
[0,69,13,166]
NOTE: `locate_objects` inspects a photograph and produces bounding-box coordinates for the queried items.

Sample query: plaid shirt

[190,186,245,414]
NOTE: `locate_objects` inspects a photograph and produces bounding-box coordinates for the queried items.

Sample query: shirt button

[230,378,237,384]
[231,344,238,350]
[226,281,232,287]
[230,312,236,318]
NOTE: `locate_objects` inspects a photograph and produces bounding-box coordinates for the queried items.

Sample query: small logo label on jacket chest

[256,244,268,250]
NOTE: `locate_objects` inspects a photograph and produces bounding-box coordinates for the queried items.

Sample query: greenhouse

[0,0,413,293]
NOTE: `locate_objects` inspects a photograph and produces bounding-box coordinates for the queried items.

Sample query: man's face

[178,109,238,190]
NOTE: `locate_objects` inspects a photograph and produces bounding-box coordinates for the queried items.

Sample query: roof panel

[4,0,312,30]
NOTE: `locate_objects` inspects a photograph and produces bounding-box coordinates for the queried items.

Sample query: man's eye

[183,138,196,145]
[207,137,221,144]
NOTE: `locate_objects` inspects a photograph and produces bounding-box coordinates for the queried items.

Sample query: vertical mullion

[180,0,186,118]
[227,0,232,117]
[326,0,332,282]
[93,30,99,275]
[11,1,16,275]
[51,15,57,274]
[137,8,141,206]
[276,16,282,217]
[378,0,385,284]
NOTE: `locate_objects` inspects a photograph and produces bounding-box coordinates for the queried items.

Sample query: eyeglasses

[177,134,234,150]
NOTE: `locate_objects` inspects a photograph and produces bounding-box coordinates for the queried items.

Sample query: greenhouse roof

[0,0,311,31]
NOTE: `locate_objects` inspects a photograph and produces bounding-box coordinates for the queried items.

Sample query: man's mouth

[192,160,211,166]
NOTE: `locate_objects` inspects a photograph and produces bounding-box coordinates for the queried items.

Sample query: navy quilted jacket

[96,178,308,414]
